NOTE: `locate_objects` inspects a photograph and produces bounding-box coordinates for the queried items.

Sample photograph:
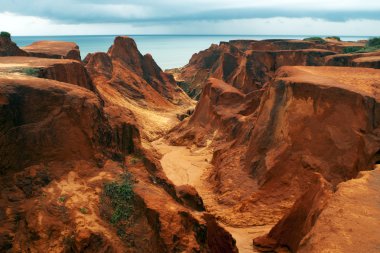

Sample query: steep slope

[85,36,194,140]
[168,65,380,252]
[169,40,337,99]
[298,167,380,253]
[249,66,380,251]
[0,36,28,57]
[0,37,237,252]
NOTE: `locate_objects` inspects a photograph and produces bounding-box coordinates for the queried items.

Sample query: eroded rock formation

[0,36,237,253]
[85,36,194,140]
[0,36,28,57]
[1,35,379,253]
[22,41,81,61]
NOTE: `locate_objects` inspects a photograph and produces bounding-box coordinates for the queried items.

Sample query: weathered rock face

[298,167,380,253]
[21,41,81,61]
[0,57,92,90]
[246,66,380,187]
[0,37,28,57]
[352,56,380,68]
[230,39,365,53]
[247,66,380,251]
[170,64,380,250]
[172,40,336,99]
[169,78,263,146]
[85,36,194,140]
[0,76,111,172]
[325,51,380,68]
[253,174,333,252]
[0,37,237,253]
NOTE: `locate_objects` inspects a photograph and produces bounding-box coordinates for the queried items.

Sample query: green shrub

[79,207,89,214]
[343,37,380,54]
[356,45,380,53]
[0,31,11,39]
[58,195,67,203]
[343,46,362,54]
[22,68,40,77]
[367,37,380,47]
[326,36,341,41]
[303,37,325,43]
[103,173,134,224]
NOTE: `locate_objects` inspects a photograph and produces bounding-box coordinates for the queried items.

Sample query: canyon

[0,35,379,253]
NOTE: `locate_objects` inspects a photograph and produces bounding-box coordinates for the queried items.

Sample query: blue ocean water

[13,35,372,70]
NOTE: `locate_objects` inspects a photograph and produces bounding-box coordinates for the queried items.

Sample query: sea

[13,35,373,70]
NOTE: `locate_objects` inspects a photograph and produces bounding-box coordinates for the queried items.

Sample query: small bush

[58,196,67,203]
[79,207,89,214]
[303,37,325,43]
[343,46,362,54]
[22,68,40,77]
[103,173,134,224]
[0,31,11,39]
[326,36,341,41]
[367,37,380,47]
[130,155,143,165]
[356,45,380,53]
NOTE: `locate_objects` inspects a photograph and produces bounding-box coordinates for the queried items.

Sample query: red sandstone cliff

[85,36,194,140]
[21,41,81,61]
[0,36,28,56]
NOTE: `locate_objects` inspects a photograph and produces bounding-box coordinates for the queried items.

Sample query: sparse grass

[58,195,67,203]
[130,155,143,165]
[367,37,380,47]
[0,31,11,39]
[343,46,363,53]
[355,45,380,53]
[303,37,325,43]
[79,207,89,214]
[325,36,341,41]
[22,68,40,77]
[343,37,380,54]
[103,173,134,224]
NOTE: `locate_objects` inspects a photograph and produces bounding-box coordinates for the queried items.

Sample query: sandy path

[152,139,271,253]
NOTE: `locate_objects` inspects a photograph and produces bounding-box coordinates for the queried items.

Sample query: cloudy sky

[1,0,380,36]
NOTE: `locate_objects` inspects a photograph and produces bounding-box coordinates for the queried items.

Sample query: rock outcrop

[0,57,92,89]
[171,40,336,99]
[0,75,111,173]
[248,66,380,251]
[0,36,238,253]
[85,36,194,140]
[0,36,28,57]
[2,35,379,253]
[325,51,380,68]
[21,41,81,61]
[298,167,380,253]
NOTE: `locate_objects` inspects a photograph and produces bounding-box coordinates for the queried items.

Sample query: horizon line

[10,34,378,37]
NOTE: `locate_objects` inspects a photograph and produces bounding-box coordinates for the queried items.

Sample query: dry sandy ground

[152,139,272,253]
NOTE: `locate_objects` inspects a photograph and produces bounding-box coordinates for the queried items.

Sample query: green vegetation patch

[0,31,11,39]
[343,37,380,54]
[103,173,134,224]
[367,37,380,47]
[22,68,40,77]
[303,37,325,43]
[79,207,89,214]
[58,195,67,203]
[343,46,363,54]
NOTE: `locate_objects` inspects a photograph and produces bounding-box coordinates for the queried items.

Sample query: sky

[0,0,379,36]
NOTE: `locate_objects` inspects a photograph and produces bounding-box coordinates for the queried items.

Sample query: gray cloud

[1,0,380,24]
